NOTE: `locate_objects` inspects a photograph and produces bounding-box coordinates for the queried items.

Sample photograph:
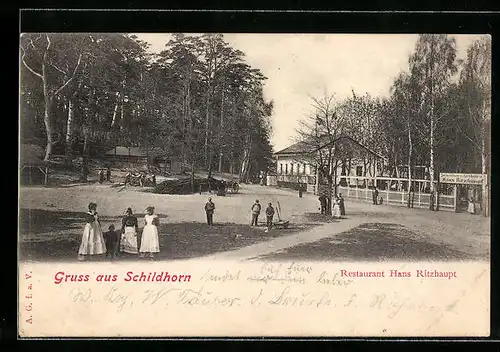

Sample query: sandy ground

[18,183,490,262]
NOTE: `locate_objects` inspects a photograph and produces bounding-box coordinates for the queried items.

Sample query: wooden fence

[334,175,456,212]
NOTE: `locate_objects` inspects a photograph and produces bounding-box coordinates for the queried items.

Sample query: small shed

[105,146,182,172]
[20,144,50,185]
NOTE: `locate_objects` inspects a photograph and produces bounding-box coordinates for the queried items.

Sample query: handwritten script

[62,262,460,321]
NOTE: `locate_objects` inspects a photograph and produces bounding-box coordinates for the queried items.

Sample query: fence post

[453,184,457,213]
[386,181,389,205]
[365,177,368,202]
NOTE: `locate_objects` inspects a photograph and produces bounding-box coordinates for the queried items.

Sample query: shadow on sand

[18,208,309,262]
[256,222,479,262]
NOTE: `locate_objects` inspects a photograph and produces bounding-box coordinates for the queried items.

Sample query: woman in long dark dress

[338,193,346,216]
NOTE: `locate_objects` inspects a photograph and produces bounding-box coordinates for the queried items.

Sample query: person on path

[265,203,275,233]
[251,200,261,226]
[467,196,476,214]
[372,187,379,205]
[338,193,346,216]
[332,196,342,219]
[99,170,104,184]
[106,167,111,182]
[139,206,160,259]
[78,202,106,261]
[318,194,327,214]
[120,207,139,255]
[205,198,215,225]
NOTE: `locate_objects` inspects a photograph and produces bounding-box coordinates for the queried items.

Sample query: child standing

[103,224,120,260]
[139,206,160,259]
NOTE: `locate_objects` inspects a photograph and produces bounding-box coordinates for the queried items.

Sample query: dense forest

[20,33,491,192]
[20,33,274,183]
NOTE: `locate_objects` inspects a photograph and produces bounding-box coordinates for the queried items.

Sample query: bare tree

[297,94,348,215]
[20,33,83,161]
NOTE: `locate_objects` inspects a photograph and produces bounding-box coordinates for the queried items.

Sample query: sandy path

[19,184,490,261]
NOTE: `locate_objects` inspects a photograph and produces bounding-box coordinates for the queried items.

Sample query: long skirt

[467,202,475,214]
[79,222,106,256]
[333,205,341,219]
[340,203,346,216]
[121,226,138,254]
[140,224,160,253]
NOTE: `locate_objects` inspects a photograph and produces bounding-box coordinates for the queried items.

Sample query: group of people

[78,203,160,261]
[204,198,277,232]
[318,193,346,218]
[98,168,111,184]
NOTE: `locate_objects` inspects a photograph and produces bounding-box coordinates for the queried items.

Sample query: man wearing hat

[251,200,261,226]
[204,197,216,225]
[265,203,275,233]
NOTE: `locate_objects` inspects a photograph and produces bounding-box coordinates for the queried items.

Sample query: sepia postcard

[18,32,491,337]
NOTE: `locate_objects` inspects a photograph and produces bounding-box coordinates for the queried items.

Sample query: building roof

[274,135,386,160]
[105,146,164,157]
[274,140,313,155]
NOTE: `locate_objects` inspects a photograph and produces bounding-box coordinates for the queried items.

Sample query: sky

[134,33,486,152]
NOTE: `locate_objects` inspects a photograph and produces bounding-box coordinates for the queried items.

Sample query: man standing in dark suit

[204,197,215,225]
[372,187,379,205]
[265,203,275,233]
[251,200,261,226]
[318,194,327,214]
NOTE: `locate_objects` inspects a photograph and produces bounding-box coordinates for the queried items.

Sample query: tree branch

[45,33,51,53]
[54,53,83,96]
[456,123,481,150]
[20,45,43,80]
[49,61,68,76]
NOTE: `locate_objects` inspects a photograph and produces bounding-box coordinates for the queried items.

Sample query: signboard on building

[439,173,486,185]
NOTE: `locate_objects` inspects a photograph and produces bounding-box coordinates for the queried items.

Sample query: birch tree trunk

[429,92,435,210]
[110,92,120,128]
[481,116,488,217]
[407,115,413,208]
[64,97,77,164]
[218,84,225,173]
[204,74,212,169]
[41,60,55,161]
[239,135,252,182]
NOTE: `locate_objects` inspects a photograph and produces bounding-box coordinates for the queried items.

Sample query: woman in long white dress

[139,206,160,259]
[78,202,106,261]
[332,197,342,219]
[467,197,476,214]
[120,207,139,254]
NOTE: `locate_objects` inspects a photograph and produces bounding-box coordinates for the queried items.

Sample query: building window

[356,166,363,176]
[285,164,288,174]
[280,163,283,174]
[290,164,294,175]
[303,163,306,174]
